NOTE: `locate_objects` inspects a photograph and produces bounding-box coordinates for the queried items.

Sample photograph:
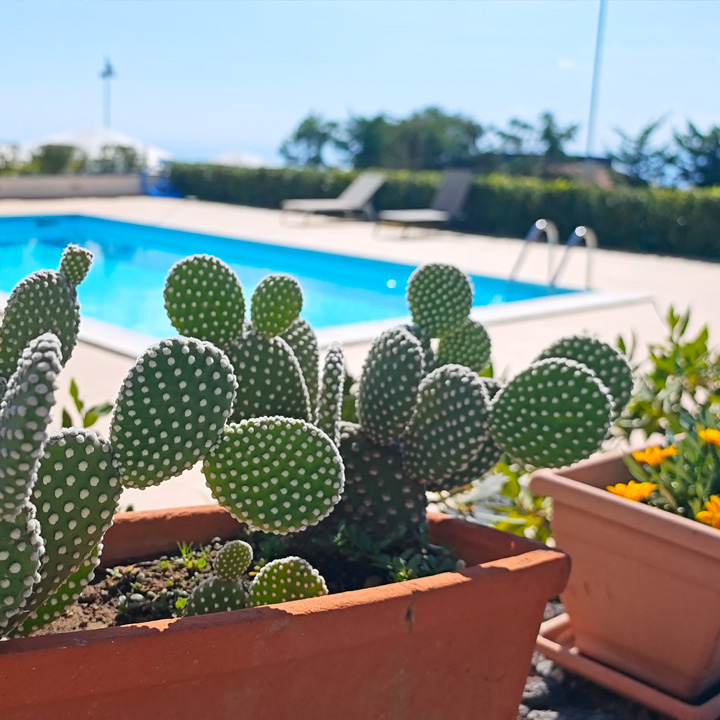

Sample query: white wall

[0,174,143,199]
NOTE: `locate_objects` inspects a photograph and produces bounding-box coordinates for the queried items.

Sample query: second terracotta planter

[0,506,568,720]
[532,450,720,701]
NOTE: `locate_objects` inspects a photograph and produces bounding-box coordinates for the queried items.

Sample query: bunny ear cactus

[59,244,94,287]
[281,318,320,408]
[247,556,327,608]
[537,334,634,420]
[0,333,62,521]
[251,274,303,338]
[203,417,344,534]
[316,342,346,446]
[437,318,492,374]
[110,336,237,488]
[164,254,246,348]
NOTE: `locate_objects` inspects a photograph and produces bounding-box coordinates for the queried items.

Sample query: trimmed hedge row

[169,163,720,260]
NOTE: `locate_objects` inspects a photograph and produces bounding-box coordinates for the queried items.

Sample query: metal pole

[104,77,111,128]
[585,0,607,158]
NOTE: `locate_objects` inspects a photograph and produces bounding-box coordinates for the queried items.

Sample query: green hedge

[169,163,720,260]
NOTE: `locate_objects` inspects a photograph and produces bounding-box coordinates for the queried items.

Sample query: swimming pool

[1,214,578,341]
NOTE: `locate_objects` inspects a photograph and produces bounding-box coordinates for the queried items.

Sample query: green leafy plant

[61,378,113,429]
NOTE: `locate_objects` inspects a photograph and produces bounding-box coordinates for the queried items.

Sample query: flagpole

[586,0,607,158]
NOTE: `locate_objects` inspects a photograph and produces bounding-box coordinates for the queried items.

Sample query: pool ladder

[508,219,596,290]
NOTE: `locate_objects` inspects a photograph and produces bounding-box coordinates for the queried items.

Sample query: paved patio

[2,196,718,510]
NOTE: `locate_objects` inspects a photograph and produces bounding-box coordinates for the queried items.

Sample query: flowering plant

[616,410,720,527]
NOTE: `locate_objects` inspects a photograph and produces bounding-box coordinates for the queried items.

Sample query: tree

[335,114,396,169]
[610,117,671,186]
[537,111,580,161]
[493,118,537,154]
[279,113,338,167]
[673,122,720,187]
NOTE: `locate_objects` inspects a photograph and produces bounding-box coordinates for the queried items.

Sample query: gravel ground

[517,603,670,720]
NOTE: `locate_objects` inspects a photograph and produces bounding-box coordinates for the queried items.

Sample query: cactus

[356,328,425,446]
[251,274,303,338]
[281,318,320,408]
[403,365,492,487]
[0,271,80,381]
[164,254,246,348]
[0,504,43,632]
[203,417,344,534]
[247,556,327,608]
[491,358,614,468]
[316,342,346,445]
[110,337,237,488]
[407,263,473,338]
[0,376,6,405]
[184,540,252,617]
[59,244,93,287]
[437,318,491,373]
[0,334,62,521]
[537,334,634,420]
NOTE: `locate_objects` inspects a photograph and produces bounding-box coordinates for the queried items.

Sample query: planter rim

[0,508,568,656]
[531,448,720,557]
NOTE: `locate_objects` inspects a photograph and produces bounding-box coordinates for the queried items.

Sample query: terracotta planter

[0,507,568,720]
[532,450,720,701]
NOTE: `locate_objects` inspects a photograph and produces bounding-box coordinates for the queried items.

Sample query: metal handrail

[550,226,597,289]
[508,219,559,284]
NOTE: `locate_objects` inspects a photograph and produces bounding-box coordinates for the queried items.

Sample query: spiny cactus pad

[247,556,327,608]
[437,318,491,373]
[403,323,436,373]
[407,263,474,338]
[184,577,247,617]
[164,255,246,348]
[111,337,237,488]
[336,423,427,539]
[59,244,94,287]
[537,335,634,420]
[490,358,614,468]
[204,417,345,534]
[403,364,491,486]
[0,504,43,633]
[281,318,320,408]
[316,343,346,446]
[227,331,310,422]
[0,377,6,405]
[25,430,120,618]
[0,270,79,380]
[215,540,253,581]
[250,274,303,338]
[17,543,101,637]
[356,328,425,446]
[0,333,62,521]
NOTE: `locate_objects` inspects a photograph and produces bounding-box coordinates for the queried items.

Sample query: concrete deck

[2,196,718,511]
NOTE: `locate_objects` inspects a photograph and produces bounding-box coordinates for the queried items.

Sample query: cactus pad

[247,556,327,607]
[0,270,79,380]
[227,331,310,422]
[403,364,491,485]
[403,323,437,373]
[164,255,246,348]
[25,429,120,618]
[0,377,6,405]
[250,274,303,337]
[407,263,473,338]
[316,343,346,446]
[336,422,427,539]
[59,244,93,287]
[537,334,634,419]
[215,540,253,581]
[204,417,344,534]
[437,318,491,373]
[111,337,237,488]
[0,333,62,521]
[0,504,43,633]
[490,357,614,468]
[356,328,425,446]
[184,576,247,617]
[281,318,320,407]
[16,543,102,637]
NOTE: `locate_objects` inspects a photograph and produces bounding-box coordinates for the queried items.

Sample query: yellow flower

[607,480,658,502]
[696,495,720,529]
[631,445,677,467]
[699,428,720,447]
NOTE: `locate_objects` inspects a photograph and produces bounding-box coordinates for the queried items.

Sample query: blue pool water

[0,215,577,337]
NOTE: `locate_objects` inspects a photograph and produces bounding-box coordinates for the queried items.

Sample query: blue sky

[2,0,718,164]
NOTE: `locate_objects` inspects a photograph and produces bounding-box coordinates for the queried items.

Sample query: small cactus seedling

[246,556,328,608]
[184,540,253,617]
